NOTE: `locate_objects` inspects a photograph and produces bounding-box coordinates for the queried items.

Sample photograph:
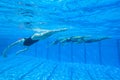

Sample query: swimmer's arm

[2,39,23,57]
[9,40,22,47]
[16,47,29,55]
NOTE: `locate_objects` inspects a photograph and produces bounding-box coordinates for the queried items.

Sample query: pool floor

[0,55,120,80]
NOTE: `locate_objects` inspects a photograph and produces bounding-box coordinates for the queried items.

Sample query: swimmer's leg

[92,37,111,42]
[84,37,111,43]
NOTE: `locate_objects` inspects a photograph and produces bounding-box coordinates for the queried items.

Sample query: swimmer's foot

[54,28,68,32]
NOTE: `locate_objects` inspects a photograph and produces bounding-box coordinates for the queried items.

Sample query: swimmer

[51,36,88,45]
[60,36,87,44]
[82,37,110,43]
[51,37,72,45]
[51,36,110,45]
[70,36,89,43]
[52,36,89,44]
[2,28,68,57]
[59,37,71,43]
[70,36,111,44]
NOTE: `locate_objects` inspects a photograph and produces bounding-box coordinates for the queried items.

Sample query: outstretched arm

[2,39,24,57]
[16,47,29,55]
[31,28,68,40]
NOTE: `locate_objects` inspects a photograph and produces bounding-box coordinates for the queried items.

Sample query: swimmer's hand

[52,28,68,33]
[61,28,68,31]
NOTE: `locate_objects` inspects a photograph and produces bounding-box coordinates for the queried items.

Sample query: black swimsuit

[23,37,39,46]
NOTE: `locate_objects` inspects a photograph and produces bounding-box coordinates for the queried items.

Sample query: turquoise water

[0,0,120,80]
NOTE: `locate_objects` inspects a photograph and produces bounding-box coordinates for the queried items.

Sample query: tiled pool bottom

[0,55,120,80]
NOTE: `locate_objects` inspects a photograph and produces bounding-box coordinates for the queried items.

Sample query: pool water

[0,0,120,80]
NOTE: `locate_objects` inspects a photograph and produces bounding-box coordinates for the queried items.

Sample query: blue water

[0,0,120,80]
